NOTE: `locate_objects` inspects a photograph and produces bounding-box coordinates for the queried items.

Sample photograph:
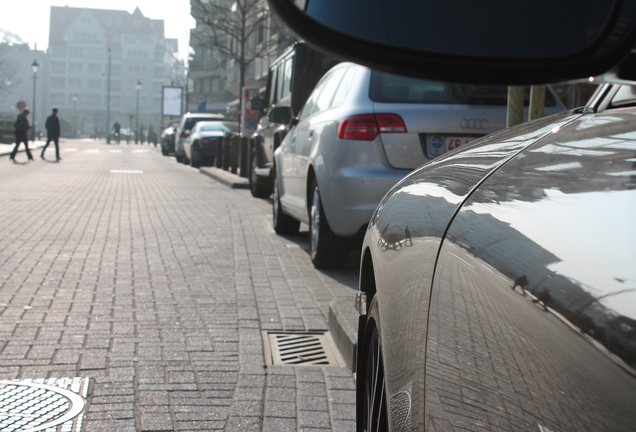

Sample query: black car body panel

[359,94,636,430]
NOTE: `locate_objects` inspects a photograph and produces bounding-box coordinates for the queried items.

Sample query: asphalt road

[0,138,357,431]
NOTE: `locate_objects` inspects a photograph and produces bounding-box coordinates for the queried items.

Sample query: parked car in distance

[175,113,225,163]
[183,120,238,168]
[355,82,636,432]
[160,121,179,155]
[249,42,339,198]
[272,62,565,268]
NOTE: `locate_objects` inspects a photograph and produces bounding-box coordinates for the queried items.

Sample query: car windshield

[369,71,557,106]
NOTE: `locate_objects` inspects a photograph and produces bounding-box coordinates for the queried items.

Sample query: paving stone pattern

[0,140,357,431]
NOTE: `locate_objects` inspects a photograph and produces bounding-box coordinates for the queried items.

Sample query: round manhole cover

[0,381,85,432]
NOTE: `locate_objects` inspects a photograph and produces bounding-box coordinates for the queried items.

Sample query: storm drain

[263,331,343,367]
[0,377,90,432]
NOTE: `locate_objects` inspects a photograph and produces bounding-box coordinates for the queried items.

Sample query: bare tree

[190,0,294,124]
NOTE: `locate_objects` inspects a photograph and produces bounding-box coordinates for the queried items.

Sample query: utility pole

[106,48,112,143]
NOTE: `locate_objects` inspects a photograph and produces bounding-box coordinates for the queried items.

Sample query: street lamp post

[106,48,112,144]
[73,95,78,138]
[135,80,141,144]
[31,60,39,143]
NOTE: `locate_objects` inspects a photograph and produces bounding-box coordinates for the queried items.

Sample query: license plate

[427,135,477,158]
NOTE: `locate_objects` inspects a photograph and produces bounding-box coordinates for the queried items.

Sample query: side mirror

[268,106,293,125]
[290,117,299,127]
[267,0,636,84]
[251,97,265,110]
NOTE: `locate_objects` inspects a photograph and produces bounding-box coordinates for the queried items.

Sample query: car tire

[356,296,389,432]
[250,148,272,198]
[190,145,201,168]
[161,145,168,156]
[176,149,183,163]
[273,172,300,235]
[309,179,350,268]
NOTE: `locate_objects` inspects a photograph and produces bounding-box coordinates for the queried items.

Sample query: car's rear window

[369,71,557,106]
[184,116,224,130]
[198,122,238,133]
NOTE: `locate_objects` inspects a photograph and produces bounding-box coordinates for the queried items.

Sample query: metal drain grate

[263,331,343,367]
[0,377,89,432]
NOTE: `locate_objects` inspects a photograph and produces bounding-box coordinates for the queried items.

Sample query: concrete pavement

[0,138,358,431]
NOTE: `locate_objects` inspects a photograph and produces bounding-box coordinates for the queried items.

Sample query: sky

[0,0,196,58]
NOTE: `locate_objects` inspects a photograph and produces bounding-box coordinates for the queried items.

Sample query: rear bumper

[317,166,410,237]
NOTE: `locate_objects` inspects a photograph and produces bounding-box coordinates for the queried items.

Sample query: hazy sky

[0,0,195,57]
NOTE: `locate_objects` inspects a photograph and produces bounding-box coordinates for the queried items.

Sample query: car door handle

[309,130,314,139]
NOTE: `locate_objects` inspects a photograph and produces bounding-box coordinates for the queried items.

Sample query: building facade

[47,6,185,138]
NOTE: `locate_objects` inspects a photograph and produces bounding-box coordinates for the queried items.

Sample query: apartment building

[47,6,185,137]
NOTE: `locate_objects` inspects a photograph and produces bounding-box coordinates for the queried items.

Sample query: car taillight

[199,138,210,145]
[337,113,407,140]
[180,131,189,138]
[375,113,407,133]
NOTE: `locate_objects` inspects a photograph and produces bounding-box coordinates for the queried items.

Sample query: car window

[298,73,331,120]
[369,71,557,106]
[312,67,347,114]
[281,58,293,101]
[610,85,636,108]
[331,68,356,107]
[183,116,223,130]
[276,62,285,102]
[199,122,231,132]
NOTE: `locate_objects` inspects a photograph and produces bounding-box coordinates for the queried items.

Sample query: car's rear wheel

[190,145,201,168]
[161,144,168,156]
[309,179,350,268]
[176,149,183,163]
[250,148,272,198]
[357,297,389,432]
[273,172,300,235]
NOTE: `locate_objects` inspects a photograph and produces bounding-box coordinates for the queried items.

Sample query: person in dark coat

[41,108,61,161]
[10,108,33,162]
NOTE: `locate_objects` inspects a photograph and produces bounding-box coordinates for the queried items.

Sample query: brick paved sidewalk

[0,140,356,431]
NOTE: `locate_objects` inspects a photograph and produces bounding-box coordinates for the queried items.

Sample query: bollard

[230,135,240,174]
[223,134,232,171]
[239,137,249,178]
[215,136,224,168]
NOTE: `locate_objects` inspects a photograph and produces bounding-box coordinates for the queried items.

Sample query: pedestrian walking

[41,108,61,161]
[10,108,33,162]
[112,121,121,144]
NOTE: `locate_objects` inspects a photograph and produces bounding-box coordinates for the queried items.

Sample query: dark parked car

[267,1,636,431]
[175,113,225,163]
[182,120,238,168]
[160,122,178,156]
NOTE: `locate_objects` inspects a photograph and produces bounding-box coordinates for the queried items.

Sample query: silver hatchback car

[273,62,565,268]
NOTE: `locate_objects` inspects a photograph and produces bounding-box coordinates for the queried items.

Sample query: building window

[51,62,66,73]
[87,95,101,106]
[69,47,83,58]
[51,93,65,104]
[69,62,83,72]
[50,46,66,58]
[88,79,102,89]
[51,78,66,88]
